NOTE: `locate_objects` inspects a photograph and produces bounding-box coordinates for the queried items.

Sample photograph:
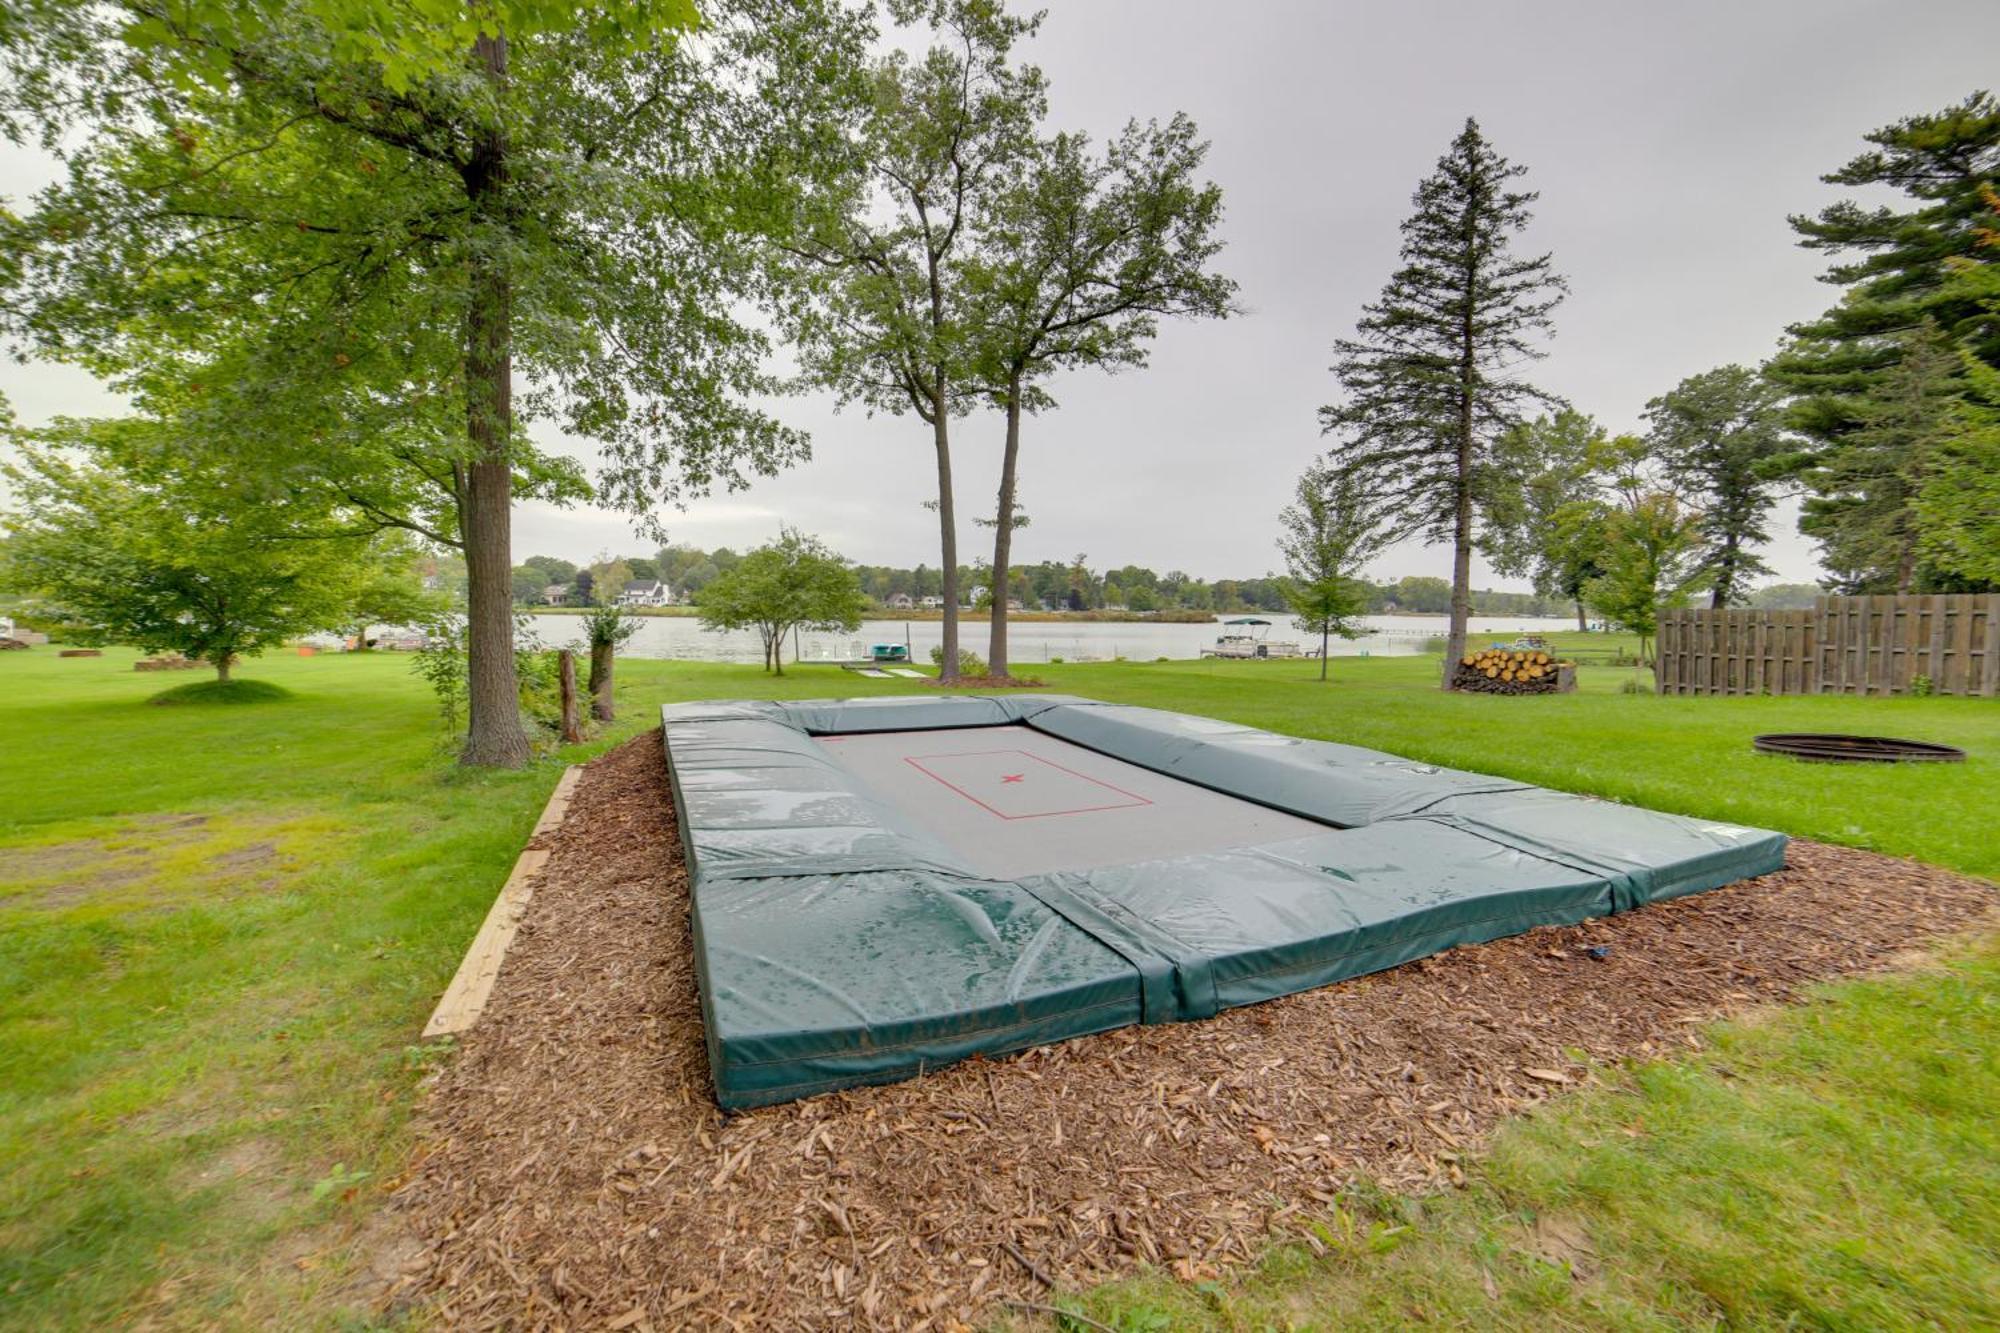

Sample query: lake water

[525,612,1582,666]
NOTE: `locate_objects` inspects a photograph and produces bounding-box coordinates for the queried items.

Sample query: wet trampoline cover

[663,695,1787,1108]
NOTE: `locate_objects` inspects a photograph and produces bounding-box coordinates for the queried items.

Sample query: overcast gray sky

[6,0,1999,586]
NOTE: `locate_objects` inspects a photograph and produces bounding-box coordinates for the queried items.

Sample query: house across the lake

[542,583,572,606]
[885,592,915,610]
[618,579,672,607]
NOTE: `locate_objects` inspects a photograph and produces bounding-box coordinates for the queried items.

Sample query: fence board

[1655,594,1996,698]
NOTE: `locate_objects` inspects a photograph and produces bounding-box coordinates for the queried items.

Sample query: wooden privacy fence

[1656,594,2000,698]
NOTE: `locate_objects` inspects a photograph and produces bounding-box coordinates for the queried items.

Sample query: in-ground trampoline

[662,695,1786,1109]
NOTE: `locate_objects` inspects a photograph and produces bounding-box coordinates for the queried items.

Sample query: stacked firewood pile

[134,654,205,672]
[1452,646,1575,695]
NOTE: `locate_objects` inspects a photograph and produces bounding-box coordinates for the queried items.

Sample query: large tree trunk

[988,375,1023,680]
[587,640,614,721]
[1575,599,1587,632]
[1319,626,1329,681]
[1443,218,1478,689]
[1711,536,1736,608]
[1444,419,1474,688]
[457,31,531,768]
[214,654,232,683]
[932,393,960,683]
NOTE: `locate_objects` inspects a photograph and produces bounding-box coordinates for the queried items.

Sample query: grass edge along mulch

[387,729,1998,1331]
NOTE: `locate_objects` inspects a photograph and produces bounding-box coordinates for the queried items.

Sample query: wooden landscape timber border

[422,764,583,1038]
[1656,593,2000,698]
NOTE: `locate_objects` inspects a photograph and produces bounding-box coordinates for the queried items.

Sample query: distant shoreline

[522,605,1573,625]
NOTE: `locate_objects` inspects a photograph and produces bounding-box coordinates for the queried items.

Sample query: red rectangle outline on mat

[899,747,1155,821]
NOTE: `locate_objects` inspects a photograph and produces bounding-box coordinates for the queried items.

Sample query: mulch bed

[388,730,1996,1331]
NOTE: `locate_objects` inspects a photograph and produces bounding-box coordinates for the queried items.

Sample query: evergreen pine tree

[1800,321,1964,593]
[1318,118,1566,684]
[1768,93,2000,584]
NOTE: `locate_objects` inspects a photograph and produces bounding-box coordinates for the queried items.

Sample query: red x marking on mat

[1001,773,1024,783]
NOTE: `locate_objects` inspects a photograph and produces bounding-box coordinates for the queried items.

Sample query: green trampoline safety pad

[662,695,1787,1109]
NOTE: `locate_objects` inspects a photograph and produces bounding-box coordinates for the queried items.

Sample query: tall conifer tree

[1769,95,2000,447]
[1799,321,1963,593]
[1318,118,1565,684]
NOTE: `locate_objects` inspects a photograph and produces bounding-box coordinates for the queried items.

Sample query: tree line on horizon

[503,541,1592,619]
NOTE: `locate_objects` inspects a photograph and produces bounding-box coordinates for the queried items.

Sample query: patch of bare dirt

[390,730,1997,1330]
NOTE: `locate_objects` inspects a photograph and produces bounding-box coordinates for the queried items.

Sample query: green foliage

[524,554,579,586]
[1797,320,1967,593]
[512,564,554,603]
[1584,491,1704,661]
[410,612,564,741]
[1,419,401,679]
[409,615,468,732]
[1770,94,2000,589]
[0,0,870,762]
[697,529,870,674]
[579,601,641,650]
[1481,410,1614,621]
[1321,118,1566,667]
[1642,365,1792,607]
[928,645,991,677]
[1769,93,2000,453]
[1744,581,1825,610]
[1276,459,1387,680]
[1914,190,2000,587]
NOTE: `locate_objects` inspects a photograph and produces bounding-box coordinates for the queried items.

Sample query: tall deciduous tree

[1276,460,1388,681]
[781,0,1043,684]
[1581,437,1705,662]
[1480,409,1611,630]
[0,0,865,763]
[967,116,1237,678]
[2,419,400,680]
[695,529,869,675]
[1319,118,1566,685]
[1642,366,1791,607]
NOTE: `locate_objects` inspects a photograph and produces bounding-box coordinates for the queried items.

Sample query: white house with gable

[617,579,672,607]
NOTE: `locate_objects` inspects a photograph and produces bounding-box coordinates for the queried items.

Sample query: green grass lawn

[0,644,1992,1329]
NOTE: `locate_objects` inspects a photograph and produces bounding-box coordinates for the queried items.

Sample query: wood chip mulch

[387,729,1996,1330]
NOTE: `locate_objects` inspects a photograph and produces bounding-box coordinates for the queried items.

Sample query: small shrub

[1049,655,1065,665]
[1909,673,1935,698]
[410,614,468,731]
[927,645,989,677]
[1619,676,1653,696]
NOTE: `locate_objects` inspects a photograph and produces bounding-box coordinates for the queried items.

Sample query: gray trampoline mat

[817,724,1329,878]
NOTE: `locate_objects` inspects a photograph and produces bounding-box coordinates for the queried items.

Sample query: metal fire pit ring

[1752,733,1966,764]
